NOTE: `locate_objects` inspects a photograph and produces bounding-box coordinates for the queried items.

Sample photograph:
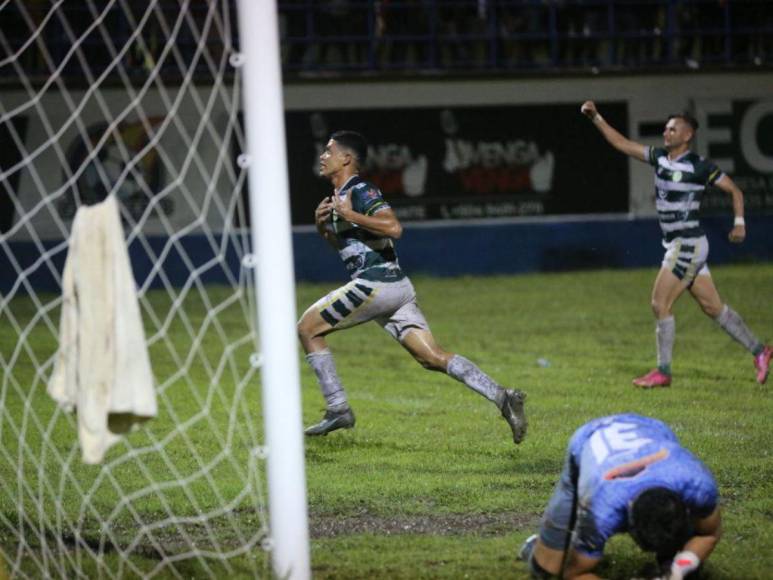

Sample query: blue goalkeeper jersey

[327,175,405,282]
[569,414,718,558]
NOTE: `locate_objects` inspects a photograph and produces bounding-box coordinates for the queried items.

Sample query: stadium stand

[2,1,773,80]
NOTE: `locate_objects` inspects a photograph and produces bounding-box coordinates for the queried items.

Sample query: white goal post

[236,1,310,578]
[0,0,309,578]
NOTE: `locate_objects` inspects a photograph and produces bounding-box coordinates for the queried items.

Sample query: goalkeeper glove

[668,550,700,580]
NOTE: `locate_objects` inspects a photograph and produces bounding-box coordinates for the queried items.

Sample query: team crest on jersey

[672,170,683,182]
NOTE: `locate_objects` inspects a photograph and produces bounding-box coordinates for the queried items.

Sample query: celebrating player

[298,130,527,444]
[581,100,771,388]
[519,413,721,580]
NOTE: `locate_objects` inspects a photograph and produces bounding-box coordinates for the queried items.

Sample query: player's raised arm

[581,100,648,162]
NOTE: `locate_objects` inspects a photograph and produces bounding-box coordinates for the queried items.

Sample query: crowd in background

[2,1,772,81]
[279,0,773,72]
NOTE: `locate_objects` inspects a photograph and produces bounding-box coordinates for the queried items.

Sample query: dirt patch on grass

[309,510,540,538]
[17,510,539,566]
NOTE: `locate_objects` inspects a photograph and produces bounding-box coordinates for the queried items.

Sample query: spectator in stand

[750,3,773,65]
[313,0,363,68]
[498,1,548,67]
[375,0,431,68]
[616,0,663,65]
[438,1,488,67]
[675,0,699,68]
[557,0,602,67]
[697,0,727,65]
[731,1,766,65]
[279,0,308,68]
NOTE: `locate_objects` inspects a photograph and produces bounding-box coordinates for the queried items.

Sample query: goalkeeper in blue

[298,130,526,445]
[519,414,720,579]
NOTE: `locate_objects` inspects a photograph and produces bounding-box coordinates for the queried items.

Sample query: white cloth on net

[48,194,157,464]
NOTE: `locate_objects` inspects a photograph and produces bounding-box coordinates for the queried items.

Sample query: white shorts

[312,276,430,342]
[661,236,710,284]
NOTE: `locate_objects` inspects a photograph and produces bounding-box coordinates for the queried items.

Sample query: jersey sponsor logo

[589,421,653,464]
[443,137,555,195]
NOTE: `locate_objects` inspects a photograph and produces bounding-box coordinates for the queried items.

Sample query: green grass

[2,264,773,578]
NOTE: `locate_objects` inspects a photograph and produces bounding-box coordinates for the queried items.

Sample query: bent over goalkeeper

[519,413,721,579]
[297,130,527,445]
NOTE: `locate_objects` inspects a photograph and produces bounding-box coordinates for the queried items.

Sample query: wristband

[593,113,603,123]
[734,216,745,227]
[670,550,700,579]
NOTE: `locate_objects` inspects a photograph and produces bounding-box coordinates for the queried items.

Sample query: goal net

[0,1,307,578]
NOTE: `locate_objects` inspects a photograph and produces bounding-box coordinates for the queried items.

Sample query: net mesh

[0,1,271,577]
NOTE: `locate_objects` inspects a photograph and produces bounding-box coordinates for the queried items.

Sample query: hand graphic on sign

[530,151,555,193]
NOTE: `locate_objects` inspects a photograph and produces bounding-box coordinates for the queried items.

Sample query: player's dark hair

[629,488,692,557]
[330,130,368,166]
[667,112,699,133]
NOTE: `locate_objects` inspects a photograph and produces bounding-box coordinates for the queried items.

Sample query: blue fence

[4,215,772,295]
[1,1,772,83]
[294,215,773,282]
[280,0,773,73]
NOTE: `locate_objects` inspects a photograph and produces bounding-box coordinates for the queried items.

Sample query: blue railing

[0,0,771,82]
[280,0,773,73]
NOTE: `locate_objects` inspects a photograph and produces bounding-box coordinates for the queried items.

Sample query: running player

[581,101,771,388]
[299,130,527,444]
[519,413,721,579]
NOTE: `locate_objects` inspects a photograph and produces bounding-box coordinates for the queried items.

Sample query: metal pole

[235,2,310,579]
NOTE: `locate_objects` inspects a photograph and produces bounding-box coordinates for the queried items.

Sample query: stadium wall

[4,214,772,294]
[295,213,773,282]
[284,71,773,218]
[2,72,772,292]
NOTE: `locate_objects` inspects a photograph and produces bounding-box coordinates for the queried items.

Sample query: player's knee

[417,359,434,370]
[297,318,308,340]
[650,299,668,318]
[528,554,554,579]
[702,300,723,318]
[414,354,441,371]
[413,349,448,371]
[297,316,318,342]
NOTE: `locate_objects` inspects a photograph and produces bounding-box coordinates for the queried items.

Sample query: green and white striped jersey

[647,146,724,242]
[327,175,405,283]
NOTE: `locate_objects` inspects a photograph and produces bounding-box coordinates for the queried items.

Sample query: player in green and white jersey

[581,101,771,389]
[298,130,527,444]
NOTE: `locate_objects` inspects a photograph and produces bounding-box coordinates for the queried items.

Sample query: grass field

[2,264,773,578]
[298,265,773,579]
